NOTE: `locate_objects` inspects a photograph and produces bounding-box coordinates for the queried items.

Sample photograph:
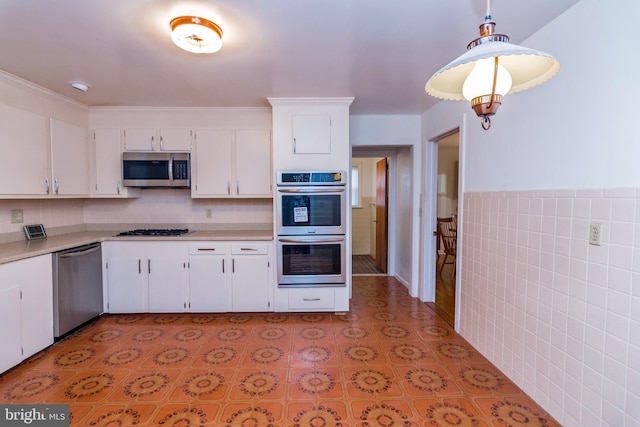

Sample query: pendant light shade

[425,41,560,101]
[425,2,560,130]
[170,16,223,54]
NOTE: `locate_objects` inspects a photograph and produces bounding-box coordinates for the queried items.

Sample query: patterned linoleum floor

[0,276,560,426]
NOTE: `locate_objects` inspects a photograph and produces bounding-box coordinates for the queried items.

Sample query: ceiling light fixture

[170,16,223,54]
[425,0,560,130]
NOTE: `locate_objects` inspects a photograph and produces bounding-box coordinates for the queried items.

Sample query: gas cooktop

[116,228,190,237]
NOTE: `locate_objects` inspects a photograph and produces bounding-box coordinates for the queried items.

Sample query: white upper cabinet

[0,104,50,196]
[123,128,191,151]
[292,115,331,154]
[50,118,89,196]
[93,129,138,198]
[192,129,234,196]
[0,104,90,198]
[269,97,353,172]
[192,129,272,198]
[235,129,272,196]
[93,128,122,196]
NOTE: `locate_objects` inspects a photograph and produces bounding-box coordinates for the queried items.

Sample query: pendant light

[170,16,223,54]
[425,0,560,130]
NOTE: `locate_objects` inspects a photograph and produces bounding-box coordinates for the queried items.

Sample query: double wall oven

[276,171,347,287]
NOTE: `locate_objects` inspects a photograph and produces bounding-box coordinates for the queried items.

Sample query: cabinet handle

[160,135,164,151]
[138,259,141,274]
[240,247,258,251]
[227,181,230,195]
[45,178,50,194]
[232,258,235,273]
[148,259,151,274]
[197,248,217,252]
[117,181,121,195]
[54,178,59,195]
[222,259,225,273]
[236,180,240,194]
[303,298,321,301]
[293,137,297,153]
[151,136,155,150]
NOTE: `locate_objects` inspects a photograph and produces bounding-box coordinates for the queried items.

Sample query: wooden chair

[437,217,456,277]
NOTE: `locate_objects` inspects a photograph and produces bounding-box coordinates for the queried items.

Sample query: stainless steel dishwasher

[52,243,104,338]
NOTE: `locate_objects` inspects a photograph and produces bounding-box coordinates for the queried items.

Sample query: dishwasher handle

[58,243,101,258]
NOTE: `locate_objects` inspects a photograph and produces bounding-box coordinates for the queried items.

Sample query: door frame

[420,117,466,331]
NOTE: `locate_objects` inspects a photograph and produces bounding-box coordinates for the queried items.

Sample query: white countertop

[0,229,274,265]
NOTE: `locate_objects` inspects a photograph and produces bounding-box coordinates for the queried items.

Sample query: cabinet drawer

[288,288,335,310]
[189,243,227,255]
[231,243,269,255]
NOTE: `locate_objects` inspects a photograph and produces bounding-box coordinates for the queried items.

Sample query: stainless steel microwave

[122,152,190,188]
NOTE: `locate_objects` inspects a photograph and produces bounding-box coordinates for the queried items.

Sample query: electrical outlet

[589,222,602,246]
[206,209,212,218]
[10,209,23,224]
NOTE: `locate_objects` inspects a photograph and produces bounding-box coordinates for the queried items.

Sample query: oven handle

[277,188,344,193]
[278,237,345,244]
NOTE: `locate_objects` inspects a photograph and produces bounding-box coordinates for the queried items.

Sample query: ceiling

[0,0,579,115]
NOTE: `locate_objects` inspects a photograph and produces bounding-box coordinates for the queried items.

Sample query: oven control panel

[277,171,345,185]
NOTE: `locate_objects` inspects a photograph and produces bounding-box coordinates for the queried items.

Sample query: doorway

[431,131,459,325]
[351,157,387,275]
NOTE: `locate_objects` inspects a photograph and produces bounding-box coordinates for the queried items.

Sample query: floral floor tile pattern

[0,276,560,426]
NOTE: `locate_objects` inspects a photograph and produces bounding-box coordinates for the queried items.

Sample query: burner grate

[116,228,189,237]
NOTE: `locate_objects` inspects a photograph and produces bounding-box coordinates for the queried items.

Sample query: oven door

[277,235,346,286]
[276,186,346,235]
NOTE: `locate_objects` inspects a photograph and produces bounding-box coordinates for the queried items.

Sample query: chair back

[437,217,456,255]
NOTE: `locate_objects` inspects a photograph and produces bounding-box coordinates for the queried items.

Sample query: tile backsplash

[1,191,273,240]
[462,188,640,427]
[83,190,273,225]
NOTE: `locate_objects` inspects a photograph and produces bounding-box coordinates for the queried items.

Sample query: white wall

[351,158,377,256]
[421,0,640,425]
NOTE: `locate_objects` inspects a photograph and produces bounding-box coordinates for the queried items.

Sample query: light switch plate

[11,209,23,224]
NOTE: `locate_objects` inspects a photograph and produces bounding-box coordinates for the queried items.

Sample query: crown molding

[0,70,88,111]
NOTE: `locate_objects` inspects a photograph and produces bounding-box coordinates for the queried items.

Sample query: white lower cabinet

[148,257,189,313]
[103,242,188,313]
[188,243,229,312]
[104,241,273,314]
[230,243,271,312]
[275,286,349,313]
[0,255,53,373]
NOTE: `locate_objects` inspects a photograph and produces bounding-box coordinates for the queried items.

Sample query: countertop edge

[0,231,274,265]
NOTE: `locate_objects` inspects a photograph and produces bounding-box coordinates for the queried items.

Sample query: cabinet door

[94,129,123,196]
[189,256,228,312]
[0,104,49,195]
[292,115,331,154]
[50,118,89,196]
[107,257,147,313]
[124,128,156,151]
[148,257,187,312]
[0,285,22,372]
[235,129,272,196]
[192,129,233,196]
[230,255,270,312]
[160,129,191,151]
[19,255,53,359]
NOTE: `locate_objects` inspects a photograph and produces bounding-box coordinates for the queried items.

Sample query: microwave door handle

[278,188,345,193]
[168,155,174,186]
[278,237,344,244]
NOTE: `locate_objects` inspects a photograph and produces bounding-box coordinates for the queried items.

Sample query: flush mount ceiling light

[170,16,223,54]
[425,0,560,130]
